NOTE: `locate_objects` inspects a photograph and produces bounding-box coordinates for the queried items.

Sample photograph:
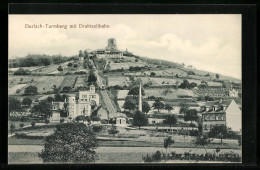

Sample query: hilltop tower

[138,82,142,112]
[106,38,117,51]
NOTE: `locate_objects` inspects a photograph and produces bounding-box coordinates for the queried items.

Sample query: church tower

[138,82,142,112]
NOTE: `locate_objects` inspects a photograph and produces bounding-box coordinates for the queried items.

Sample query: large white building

[96,38,123,59]
[200,99,241,132]
[51,85,100,120]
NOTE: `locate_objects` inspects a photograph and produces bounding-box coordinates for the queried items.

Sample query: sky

[9,15,241,79]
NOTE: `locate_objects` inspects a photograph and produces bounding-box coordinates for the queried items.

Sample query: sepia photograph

[8,14,242,164]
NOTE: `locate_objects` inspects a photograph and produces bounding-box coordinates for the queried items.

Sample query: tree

[128,85,145,97]
[24,85,37,95]
[164,115,177,128]
[150,72,156,77]
[91,116,100,122]
[133,111,148,130]
[8,97,21,113]
[22,97,32,106]
[193,133,213,154]
[179,102,189,114]
[142,101,151,114]
[62,86,71,93]
[123,96,137,111]
[38,123,98,163]
[152,98,164,112]
[164,136,174,153]
[216,73,220,79]
[31,121,36,127]
[108,125,119,137]
[208,125,227,145]
[47,96,55,103]
[54,94,63,102]
[10,123,15,134]
[31,100,52,120]
[179,79,190,89]
[88,73,97,83]
[57,65,63,71]
[165,104,173,113]
[184,109,198,124]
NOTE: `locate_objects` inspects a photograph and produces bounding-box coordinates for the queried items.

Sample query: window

[82,95,88,99]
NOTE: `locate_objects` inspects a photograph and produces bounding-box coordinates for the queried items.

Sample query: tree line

[9,54,71,68]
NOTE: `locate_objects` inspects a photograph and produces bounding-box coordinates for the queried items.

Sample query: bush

[16,89,21,94]
[20,116,29,122]
[142,151,241,163]
[60,118,65,123]
[19,123,24,128]
[13,68,31,75]
[189,129,199,136]
[31,121,36,127]
[92,125,103,133]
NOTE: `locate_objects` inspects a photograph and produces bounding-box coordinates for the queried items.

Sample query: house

[51,85,100,120]
[96,38,124,59]
[200,99,241,132]
[148,117,165,125]
[109,112,128,126]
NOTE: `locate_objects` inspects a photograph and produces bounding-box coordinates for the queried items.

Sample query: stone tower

[106,38,117,50]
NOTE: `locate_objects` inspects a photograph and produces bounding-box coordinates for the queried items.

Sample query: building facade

[51,85,100,120]
[96,38,123,59]
[201,99,241,132]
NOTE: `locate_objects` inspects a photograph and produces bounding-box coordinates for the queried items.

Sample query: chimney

[138,82,142,112]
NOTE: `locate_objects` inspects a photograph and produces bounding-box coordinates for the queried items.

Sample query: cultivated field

[74,75,88,89]
[107,76,129,87]
[59,75,78,90]
[33,76,65,94]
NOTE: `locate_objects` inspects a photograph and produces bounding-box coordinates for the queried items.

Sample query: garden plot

[163,68,188,76]
[109,63,129,70]
[8,84,28,95]
[8,76,38,88]
[32,64,60,74]
[34,76,65,94]
[149,77,183,86]
[107,76,129,87]
[59,75,78,89]
[145,88,195,99]
[74,76,88,89]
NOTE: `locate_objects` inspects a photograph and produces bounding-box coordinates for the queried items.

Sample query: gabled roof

[201,99,233,114]
[204,100,232,108]
[108,112,127,118]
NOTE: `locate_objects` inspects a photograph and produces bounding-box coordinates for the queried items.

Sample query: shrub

[19,123,24,128]
[16,89,21,94]
[60,118,65,123]
[189,129,199,136]
[20,116,28,122]
[31,121,36,127]
[92,125,103,133]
